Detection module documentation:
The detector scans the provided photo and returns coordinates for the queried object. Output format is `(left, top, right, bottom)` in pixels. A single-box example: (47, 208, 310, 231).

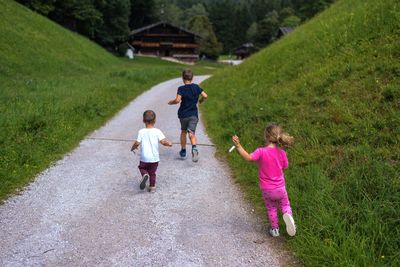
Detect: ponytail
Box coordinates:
(265, 124, 294, 148)
(278, 132, 294, 147)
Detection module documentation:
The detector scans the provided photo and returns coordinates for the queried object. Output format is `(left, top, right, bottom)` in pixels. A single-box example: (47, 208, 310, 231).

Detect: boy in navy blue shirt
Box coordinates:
(168, 69, 208, 162)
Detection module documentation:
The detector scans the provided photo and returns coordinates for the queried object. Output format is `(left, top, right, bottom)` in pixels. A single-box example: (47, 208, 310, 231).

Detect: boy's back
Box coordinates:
(137, 128, 165, 163)
(177, 83, 203, 119)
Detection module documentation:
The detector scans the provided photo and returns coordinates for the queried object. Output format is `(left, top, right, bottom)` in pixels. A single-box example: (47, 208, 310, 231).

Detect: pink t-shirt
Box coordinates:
(250, 147, 288, 190)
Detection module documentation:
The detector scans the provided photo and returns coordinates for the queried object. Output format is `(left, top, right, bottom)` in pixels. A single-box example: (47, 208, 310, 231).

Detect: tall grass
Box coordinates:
(202, 0, 400, 265)
(0, 0, 223, 200)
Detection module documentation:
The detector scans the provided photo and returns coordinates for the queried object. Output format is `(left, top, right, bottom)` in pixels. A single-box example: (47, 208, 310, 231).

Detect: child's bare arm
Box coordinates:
(168, 94, 182, 105)
(160, 138, 173, 147)
(199, 91, 208, 104)
(131, 140, 140, 151)
(232, 135, 253, 161)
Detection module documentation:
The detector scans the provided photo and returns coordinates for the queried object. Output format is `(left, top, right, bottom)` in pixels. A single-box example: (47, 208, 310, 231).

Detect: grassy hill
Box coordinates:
(201, 0, 399, 265)
(0, 0, 222, 200)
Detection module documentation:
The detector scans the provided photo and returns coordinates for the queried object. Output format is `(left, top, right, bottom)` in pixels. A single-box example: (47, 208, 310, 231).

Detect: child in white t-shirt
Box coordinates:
(131, 110, 172, 192)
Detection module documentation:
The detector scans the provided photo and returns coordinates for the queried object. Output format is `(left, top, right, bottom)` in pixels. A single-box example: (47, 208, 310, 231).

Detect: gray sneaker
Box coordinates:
(192, 147, 199, 162)
(140, 174, 149, 190)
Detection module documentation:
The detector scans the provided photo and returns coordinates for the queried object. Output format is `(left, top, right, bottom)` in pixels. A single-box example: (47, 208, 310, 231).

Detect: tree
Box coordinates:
(161, 3, 184, 26)
(187, 15, 222, 60)
(16, 0, 55, 15)
(279, 6, 295, 20)
(50, 0, 103, 38)
(246, 22, 258, 44)
(251, 0, 278, 22)
(292, 0, 335, 20)
(129, 0, 157, 29)
(208, 0, 236, 53)
(182, 3, 208, 27)
(255, 10, 280, 47)
(95, 0, 131, 48)
(282, 15, 301, 27)
(233, 4, 253, 47)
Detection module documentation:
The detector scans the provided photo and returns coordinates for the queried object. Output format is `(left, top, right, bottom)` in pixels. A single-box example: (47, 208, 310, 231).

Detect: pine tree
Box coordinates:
(129, 0, 156, 29)
(95, 0, 131, 48)
(255, 10, 280, 47)
(16, 0, 55, 15)
(187, 15, 222, 60)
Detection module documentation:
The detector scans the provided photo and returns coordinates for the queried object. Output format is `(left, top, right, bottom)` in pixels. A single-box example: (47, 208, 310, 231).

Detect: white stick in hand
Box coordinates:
(229, 145, 236, 153)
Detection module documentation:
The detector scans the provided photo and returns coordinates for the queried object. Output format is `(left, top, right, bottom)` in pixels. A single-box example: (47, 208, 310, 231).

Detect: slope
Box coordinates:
(201, 0, 400, 265)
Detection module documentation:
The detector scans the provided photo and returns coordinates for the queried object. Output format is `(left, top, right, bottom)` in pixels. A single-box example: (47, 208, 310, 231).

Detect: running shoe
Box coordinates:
(283, 213, 296, 236)
(140, 173, 149, 190)
(148, 186, 156, 193)
(269, 228, 280, 237)
(179, 149, 186, 159)
(192, 147, 199, 162)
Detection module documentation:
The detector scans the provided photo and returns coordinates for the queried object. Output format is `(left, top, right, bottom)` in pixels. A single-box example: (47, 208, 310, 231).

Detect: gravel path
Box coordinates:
(0, 76, 290, 266)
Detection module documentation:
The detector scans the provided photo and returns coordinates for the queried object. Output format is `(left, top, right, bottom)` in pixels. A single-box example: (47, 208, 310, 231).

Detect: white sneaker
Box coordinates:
(283, 213, 296, 236)
(269, 228, 280, 237)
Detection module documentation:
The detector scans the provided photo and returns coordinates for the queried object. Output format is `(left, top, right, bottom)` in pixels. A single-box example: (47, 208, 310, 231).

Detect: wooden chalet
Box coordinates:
(129, 22, 200, 62)
(233, 43, 256, 59)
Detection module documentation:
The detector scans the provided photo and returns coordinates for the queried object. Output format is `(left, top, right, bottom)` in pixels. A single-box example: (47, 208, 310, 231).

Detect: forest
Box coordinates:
(17, 0, 335, 57)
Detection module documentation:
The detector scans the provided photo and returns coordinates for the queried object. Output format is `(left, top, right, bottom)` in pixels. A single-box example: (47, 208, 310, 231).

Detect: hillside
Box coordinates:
(201, 0, 399, 266)
(0, 0, 220, 200)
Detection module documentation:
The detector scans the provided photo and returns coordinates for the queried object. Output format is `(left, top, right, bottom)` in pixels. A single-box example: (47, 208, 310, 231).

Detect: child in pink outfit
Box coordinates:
(232, 124, 296, 237)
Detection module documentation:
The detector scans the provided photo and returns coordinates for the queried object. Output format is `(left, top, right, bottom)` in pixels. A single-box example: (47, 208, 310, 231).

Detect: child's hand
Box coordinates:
(131, 141, 140, 152)
(232, 135, 240, 146)
(161, 139, 173, 147)
(165, 140, 173, 147)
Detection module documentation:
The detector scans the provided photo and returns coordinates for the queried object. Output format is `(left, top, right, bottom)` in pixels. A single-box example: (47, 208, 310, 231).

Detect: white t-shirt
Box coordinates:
(137, 128, 166, 163)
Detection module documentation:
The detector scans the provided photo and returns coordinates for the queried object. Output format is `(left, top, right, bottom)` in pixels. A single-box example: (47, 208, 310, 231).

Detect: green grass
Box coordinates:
(201, 0, 400, 266)
(0, 0, 224, 201)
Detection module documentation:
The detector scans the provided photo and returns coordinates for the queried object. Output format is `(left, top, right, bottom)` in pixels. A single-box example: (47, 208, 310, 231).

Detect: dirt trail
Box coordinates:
(0, 76, 290, 266)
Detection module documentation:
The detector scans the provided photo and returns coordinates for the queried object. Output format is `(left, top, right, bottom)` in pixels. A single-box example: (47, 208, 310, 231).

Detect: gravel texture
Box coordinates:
(0, 76, 291, 266)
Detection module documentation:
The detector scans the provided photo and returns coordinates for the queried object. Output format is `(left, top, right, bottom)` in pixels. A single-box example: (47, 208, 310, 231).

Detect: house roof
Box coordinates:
(130, 22, 201, 38)
(233, 43, 255, 52)
(278, 27, 294, 35)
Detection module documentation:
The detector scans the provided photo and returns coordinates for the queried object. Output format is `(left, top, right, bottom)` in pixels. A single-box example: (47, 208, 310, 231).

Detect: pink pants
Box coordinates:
(261, 186, 292, 229)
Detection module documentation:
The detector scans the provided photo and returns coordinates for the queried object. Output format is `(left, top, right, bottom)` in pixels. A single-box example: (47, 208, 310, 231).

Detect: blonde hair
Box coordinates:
(265, 123, 294, 148)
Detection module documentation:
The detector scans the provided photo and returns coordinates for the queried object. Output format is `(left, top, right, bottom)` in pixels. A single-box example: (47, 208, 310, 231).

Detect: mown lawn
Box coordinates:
(201, 0, 400, 266)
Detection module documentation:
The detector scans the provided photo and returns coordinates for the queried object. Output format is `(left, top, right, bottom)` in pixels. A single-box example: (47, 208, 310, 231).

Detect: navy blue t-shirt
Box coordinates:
(177, 83, 203, 119)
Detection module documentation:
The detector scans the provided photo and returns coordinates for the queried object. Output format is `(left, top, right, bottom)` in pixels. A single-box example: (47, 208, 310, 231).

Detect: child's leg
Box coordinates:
(261, 190, 279, 229)
(277, 186, 292, 215)
(179, 117, 189, 150)
(277, 186, 296, 236)
(180, 130, 187, 149)
(147, 162, 159, 187)
(138, 161, 148, 177)
(187, 117, 199, 146)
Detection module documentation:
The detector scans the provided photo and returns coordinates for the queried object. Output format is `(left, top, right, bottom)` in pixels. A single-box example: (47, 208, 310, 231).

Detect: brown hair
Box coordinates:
(182, 69, 193, 81)
(265, 123, 294, 148)
(143, 110, 156, 124)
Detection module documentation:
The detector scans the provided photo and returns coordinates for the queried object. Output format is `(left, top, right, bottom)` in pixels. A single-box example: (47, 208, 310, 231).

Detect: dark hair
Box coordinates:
(182, 69, 193, 81)
(143, 110, 156, 124)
